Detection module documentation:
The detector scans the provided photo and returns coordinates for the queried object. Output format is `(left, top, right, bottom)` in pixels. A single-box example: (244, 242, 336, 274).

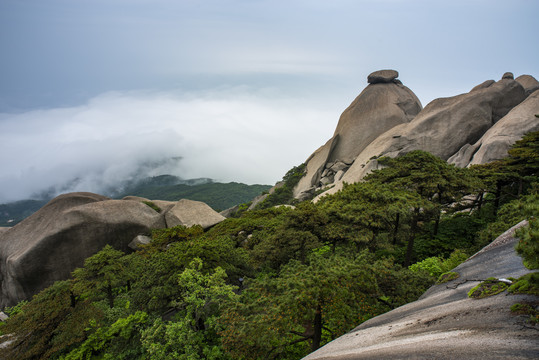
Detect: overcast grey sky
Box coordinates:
(1, 0, 538, 202)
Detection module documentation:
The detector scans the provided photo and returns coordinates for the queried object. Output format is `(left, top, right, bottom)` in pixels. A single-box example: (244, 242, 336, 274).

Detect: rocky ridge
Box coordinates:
(292, 70, 539, 201)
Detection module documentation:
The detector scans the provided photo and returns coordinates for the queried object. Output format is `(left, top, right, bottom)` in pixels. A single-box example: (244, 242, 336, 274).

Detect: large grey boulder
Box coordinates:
(304, 221, 538, 359)
(294, 70, 422, 198)
(516, 74, 539, 96)
(0, 192, 166, 308)
(449, 88, 539, 167)
(164, 199, 226, 229)
(328, 75, 422, 164)
(317, 76, 527, 199)
(367, 69, 399, 84)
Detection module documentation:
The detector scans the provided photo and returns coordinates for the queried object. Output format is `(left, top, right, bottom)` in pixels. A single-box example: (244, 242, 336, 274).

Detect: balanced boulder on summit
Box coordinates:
(291, 70, 537, 200)
(293, 69, 422, 200)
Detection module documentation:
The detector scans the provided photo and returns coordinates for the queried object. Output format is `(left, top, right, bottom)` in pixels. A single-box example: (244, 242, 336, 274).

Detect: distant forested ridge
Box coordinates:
(115, 175, 271, 211)
(0, 176, 271, 226)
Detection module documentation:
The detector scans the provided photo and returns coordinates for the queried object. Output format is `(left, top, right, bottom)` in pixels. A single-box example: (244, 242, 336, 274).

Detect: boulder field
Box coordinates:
(303, 221, 538, 359)
(292, 70, 539, 201)
(0, 192, 225, 308)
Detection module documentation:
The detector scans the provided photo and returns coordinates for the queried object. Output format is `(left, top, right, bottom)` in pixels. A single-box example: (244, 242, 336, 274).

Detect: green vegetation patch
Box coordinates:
(510, 302, 539, 324)
(409, 250, 468, 278)
(121, 178, 272, 212)
(437, 271, 459, 284)
(508, 272, 539, 296)
(515, 218, 539, 270)
(255, 163, 306, 209)
(142, 201, 161, 213)
(468, 277, 509, 299)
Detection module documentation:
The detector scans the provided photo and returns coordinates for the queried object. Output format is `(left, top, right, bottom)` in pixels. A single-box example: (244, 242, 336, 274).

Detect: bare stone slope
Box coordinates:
(303, 221, 538, 360)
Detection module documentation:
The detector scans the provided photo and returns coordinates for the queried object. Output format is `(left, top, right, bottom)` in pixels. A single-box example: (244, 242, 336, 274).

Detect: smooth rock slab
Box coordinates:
(165, 199, 225, 229)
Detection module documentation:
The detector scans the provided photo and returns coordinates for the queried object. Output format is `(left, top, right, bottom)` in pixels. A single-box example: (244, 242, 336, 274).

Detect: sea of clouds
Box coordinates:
(0, 87, 340, 203)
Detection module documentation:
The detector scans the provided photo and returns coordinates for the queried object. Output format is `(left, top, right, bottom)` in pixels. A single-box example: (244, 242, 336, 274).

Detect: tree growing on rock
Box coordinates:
(365, 150, 481, 265)
(72, 245, 130, 308)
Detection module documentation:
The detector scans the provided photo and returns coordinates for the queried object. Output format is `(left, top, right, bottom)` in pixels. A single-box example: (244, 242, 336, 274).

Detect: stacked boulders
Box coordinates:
(291, 70, 538, 200)
(293, 69, 422, 201)
(449, 89, 539, 167)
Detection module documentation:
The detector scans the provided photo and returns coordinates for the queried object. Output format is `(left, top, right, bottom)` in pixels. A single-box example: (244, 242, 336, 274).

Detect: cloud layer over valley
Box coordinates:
(0, 88, 340, 203)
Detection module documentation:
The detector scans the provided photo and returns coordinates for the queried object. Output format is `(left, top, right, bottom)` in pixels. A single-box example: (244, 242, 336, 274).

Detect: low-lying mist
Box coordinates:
(0, 87, 338, 203)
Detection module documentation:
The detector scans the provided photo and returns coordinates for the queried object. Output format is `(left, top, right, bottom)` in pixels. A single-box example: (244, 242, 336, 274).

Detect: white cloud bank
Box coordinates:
(0, 87, 340, 203)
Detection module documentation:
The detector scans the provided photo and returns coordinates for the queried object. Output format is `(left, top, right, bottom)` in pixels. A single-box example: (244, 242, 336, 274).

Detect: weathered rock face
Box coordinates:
(165, 199, 226, 229)
(516, 74, 539, 96)
(367, 69, 399, 84)
(307, 74, 532, 199)
(0, 192, 226, 307)
(0, 192, 166, 307)
(304, 221, 538, 359)
(449, 89, 539, 167)
(293, 137, 339, 200)
(329, 77, 422, 164)
(293, 70, 422, 199)
(502, 71, 514, 80)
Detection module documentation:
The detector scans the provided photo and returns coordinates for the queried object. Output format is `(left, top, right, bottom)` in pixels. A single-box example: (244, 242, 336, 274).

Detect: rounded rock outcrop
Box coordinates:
(502, 71, 514, 80)
(316, 76, 527, 199)
(515, 74, 539, 96)
(449, 88, 539, 167)
(164, 198, 226, 229)
(0, 192, 166, 307)
(294, 70, 422, 198)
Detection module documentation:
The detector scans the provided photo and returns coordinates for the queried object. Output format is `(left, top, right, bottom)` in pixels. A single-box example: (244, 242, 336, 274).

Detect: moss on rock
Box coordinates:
(468, 278, 509, 299)
(510, 301, 539, 324)
(437, 271, 459, 284)
(508, 272, 539, 296)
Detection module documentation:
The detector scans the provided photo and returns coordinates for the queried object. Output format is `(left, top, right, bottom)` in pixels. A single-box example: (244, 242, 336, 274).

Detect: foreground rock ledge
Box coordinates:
(303, 220, 538, 360)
